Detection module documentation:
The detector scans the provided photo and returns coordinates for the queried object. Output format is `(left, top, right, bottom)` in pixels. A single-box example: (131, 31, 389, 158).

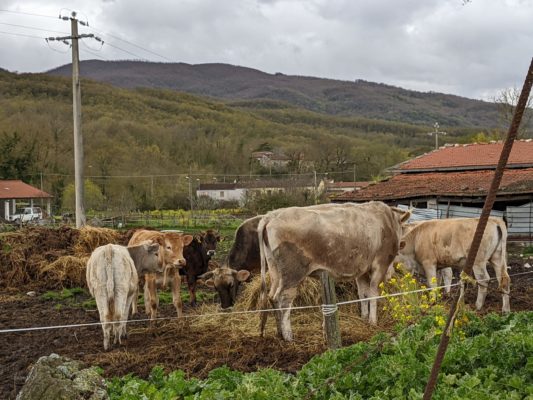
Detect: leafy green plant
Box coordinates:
(106, 312, 533, 400)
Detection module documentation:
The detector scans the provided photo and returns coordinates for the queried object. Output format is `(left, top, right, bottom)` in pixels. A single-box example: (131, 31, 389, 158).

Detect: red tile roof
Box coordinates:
(394, 140, 533, 172)
(0, 180, 53, 199)
(333, 168, 533, 202)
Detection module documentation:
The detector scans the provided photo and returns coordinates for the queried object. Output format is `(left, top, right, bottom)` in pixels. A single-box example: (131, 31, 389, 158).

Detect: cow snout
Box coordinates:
(177, 258, 187, 267)
(207, 250, 216, 257)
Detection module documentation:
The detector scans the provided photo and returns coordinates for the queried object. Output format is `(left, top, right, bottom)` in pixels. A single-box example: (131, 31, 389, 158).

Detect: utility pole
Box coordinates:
(353, 163, 357, 192)
(428, 122, 447, 150)
(47, 11, 102, 228)
(314, 170, 318, 204)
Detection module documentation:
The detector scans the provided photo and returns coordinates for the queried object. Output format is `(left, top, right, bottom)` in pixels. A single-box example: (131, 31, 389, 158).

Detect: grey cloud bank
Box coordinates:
(0, 0, 532, 100)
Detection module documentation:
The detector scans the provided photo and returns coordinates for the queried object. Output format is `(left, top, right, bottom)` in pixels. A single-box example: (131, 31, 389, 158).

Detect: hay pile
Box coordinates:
(0, 226, 129, 289)
(234, 274, 361, 311)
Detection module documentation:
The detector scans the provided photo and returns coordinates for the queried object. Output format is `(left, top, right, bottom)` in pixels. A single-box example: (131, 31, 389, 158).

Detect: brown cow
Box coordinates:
(398, 217, 510, 312)
(86, 243, 161, 350)
(128, 230, 193, 320)
(200, 216, 262, 308)
(181, 229, 222, 306)
(258, 201, 410, 341)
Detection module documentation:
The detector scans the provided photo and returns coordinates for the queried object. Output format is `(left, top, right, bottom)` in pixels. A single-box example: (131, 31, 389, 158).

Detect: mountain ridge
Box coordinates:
(46, 60, 500, 128)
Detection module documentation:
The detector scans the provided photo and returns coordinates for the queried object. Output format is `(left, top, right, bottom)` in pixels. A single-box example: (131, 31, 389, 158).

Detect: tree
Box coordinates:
(62, 179, 105, 212)
(493, 87, 533, 138)
(0, 131, 36, 179)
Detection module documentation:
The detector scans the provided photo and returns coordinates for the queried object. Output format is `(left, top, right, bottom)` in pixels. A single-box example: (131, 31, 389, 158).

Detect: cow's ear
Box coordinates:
(182, 234, 193, 246)
(193, 234, 202, 243)
(203, 278, 215, 288)
(198, 270, 214, 280)
(155, 236, 165, 246)
(400, 211, 411, 223)
(235, 269, 250, 282)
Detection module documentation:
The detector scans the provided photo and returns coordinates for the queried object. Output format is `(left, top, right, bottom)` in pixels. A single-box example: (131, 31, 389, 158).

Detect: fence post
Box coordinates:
(318, 270, 342, 349)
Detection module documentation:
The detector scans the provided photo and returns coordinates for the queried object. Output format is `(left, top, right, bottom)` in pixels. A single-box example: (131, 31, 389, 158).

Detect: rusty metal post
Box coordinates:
(423, 57, 533, 400)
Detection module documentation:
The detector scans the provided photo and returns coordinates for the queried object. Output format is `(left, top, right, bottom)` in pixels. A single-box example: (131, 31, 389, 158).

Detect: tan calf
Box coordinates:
(128, 230, 193, 320)
(398, 217, 510, 312)
(86, 243, 161, 350)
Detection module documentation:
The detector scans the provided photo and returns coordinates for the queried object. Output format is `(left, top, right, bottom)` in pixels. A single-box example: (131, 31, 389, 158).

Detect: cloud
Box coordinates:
(0, 0, 532, 100)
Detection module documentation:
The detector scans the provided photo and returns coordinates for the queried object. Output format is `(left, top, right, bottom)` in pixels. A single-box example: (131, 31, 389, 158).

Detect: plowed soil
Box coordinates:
(1, 245, 532, 399)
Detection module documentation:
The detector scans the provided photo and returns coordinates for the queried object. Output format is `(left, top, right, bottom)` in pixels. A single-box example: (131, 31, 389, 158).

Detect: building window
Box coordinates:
(220, 191, 224, 198)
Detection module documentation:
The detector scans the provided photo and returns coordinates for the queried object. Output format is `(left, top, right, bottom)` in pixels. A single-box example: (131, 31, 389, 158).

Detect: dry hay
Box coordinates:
(39, 255, 89, 288)
(72, 226, 122, 256)
(1, 227, 79, 287)
(0, 225, 123, 289)
(98, 300, 393, 378)
(235, 274, 322, 311)
(235, 274, 361, 312)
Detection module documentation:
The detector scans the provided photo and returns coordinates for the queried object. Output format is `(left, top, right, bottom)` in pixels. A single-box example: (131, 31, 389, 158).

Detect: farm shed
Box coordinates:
(0, 180, 53, 221)
(332, 140, 533, 241)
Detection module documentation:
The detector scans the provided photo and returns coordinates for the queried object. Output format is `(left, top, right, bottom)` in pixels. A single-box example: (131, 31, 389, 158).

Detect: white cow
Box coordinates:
(86, 243, 161, 350)
(258, 201, 410, 341)
(398, 217, 510, 312)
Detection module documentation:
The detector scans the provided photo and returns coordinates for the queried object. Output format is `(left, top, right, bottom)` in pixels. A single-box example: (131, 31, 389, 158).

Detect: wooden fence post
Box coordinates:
(319, 270, 342, 349)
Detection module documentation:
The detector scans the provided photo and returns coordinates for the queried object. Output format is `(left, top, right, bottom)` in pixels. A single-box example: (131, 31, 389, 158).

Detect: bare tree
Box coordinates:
(493, 87, 533, 138)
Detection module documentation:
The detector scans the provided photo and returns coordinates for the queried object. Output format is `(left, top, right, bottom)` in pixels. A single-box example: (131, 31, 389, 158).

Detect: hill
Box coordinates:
(47, 60, 501, 128)
(0, 69, 483, 212)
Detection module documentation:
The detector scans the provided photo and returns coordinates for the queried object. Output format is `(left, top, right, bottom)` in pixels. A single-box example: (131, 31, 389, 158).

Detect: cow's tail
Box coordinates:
(258, 216, 269, 337)
(105, 245, 115, 321)
(495, 220, 510, 291)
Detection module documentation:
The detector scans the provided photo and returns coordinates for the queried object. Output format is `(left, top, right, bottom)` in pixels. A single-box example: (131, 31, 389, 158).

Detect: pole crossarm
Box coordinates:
(46, 33, 94, 41)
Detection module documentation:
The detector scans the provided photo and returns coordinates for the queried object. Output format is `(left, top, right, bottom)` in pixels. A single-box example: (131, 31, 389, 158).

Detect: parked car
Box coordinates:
(8, 207, 43, 223)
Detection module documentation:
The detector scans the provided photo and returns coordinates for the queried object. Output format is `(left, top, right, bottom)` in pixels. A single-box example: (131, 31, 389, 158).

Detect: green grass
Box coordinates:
(41, 287, 85, 301)
(522, 246, 533, 256)
(41, 287, 216, 311)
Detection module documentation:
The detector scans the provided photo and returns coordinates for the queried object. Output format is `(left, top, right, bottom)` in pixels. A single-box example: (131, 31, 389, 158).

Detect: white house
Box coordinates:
(196, 183, 246, 204)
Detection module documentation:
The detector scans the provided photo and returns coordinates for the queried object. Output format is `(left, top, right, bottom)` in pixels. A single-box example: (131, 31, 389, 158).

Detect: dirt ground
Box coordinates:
(1, 249, 532, 399)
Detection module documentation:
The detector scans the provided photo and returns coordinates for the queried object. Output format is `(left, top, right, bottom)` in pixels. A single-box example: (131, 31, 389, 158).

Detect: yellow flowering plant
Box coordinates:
(380, 263, 447, 331)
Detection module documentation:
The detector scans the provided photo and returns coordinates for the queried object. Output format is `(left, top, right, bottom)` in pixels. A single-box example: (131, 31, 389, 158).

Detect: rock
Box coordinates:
(524, 263, 532, 269)
(16, 353, 108, 400)
(26, 291, 37, 297)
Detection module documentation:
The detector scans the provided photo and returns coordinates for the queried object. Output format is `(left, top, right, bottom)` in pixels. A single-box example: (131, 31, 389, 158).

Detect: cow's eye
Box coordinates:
(166, 246, 171, 250)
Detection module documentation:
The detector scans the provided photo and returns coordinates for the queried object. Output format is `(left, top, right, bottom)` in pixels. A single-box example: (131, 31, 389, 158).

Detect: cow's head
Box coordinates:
(199, 267, 250, 309)
(138, 243, 163, 274)
(200, 229, 223, 258)
(162, 232, 193, 268)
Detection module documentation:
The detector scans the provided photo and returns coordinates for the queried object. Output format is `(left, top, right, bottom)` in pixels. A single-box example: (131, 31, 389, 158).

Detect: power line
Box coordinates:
(87, 25, 173, 62)
(0, 30, 44, 39)
(80, 42, 107, 60)
(29, 170, 357, 179)
(0, 9, 57, 19)
(103, 41, 149, 61)
(0, 21, 69, 35)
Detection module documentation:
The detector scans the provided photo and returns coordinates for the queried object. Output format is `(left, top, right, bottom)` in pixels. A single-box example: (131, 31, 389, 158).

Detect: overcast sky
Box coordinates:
(0, 0, 532, 100)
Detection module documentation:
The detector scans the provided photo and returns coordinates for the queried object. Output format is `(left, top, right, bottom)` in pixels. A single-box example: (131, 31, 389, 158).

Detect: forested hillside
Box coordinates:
(48, 60, 502, 127)
(0, 69, 484, 212)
